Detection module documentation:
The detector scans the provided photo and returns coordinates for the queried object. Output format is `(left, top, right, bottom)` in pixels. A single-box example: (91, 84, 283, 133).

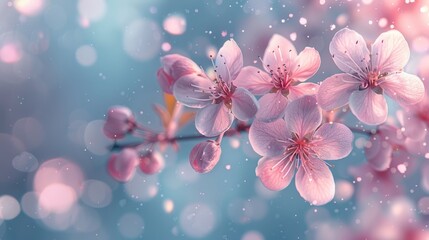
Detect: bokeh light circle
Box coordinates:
(0, 195, 21, 220)
(179, 203, 216, 238)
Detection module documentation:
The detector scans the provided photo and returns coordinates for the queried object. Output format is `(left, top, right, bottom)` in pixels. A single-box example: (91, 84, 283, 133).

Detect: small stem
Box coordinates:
(348, 127, 373, 136)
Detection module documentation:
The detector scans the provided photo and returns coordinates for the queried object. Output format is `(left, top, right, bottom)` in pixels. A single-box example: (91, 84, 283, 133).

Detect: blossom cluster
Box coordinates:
(103, 28, 426, 205)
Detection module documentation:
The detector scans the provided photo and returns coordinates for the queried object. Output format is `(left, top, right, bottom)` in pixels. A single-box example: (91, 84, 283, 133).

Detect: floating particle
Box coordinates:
(330, 24, 336, 31)
(378, 18, 388, 28)
(421, 6, 429, 13)
(334, 180, 354, 201)
(320, 0, 325, 5)
(397, 164, 407, 174)
(290, 32, 297, 41)
(161, 42, 171, 52)
(299, 17, 307, 25)
(163, 14, 187, 35)
(75, 45, 97, 67)
(221, 31, 227, 37)
(225, 165, 231, 170)
(163, 199, 174, 213)
(0, 43, 22, 63)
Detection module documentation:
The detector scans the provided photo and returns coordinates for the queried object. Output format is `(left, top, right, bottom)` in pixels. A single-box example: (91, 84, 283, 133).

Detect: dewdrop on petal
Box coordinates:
(103, 106, 136, 139)
(189, 140, 222, 173)
(107, 148, 139, 182)
(139, 151, 165, 175)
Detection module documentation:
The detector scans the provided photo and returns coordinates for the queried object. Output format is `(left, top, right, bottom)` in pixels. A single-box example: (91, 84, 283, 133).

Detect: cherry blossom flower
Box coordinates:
(173, 39, 259, 137)
(157, 54, 202, 94)
(235, 34, 321, 122)
(317, 28, 424, 125)
(249, 95, 353, 205)
(189, 140, 222, 173)
(365, 124, 408, 171)
(103, 106, 136, 139)
(107, 148, 139, 182)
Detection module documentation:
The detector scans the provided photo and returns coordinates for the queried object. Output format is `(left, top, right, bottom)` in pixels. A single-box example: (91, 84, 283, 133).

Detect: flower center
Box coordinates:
(359, 71, 388, 94)
(212, 80, 235, 108)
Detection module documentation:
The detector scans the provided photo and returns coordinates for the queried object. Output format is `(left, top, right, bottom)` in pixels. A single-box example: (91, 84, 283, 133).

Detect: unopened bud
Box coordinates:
(103, 106, 135, 139)
(107, 148, 139, 182)
(139, 151, 165, 175)
(189, 140, 222, 173)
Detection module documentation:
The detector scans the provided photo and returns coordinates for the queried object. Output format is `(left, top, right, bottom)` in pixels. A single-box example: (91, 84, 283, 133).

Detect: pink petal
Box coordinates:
(161, 54, 200, 80)
(231, 87, 259, 121)
(234, 66, 273, 95)
(317, 73, 360, 110)
(157, 68, 174, 94)
(290, 47, 321, 82)
(381, 73, 424, 106)
(189, 140, 222, 173)
(288, 82, 319, 101)
(329, 28, 370, 75)
(365, 137, 393, 171)
(284, 95, 322, 137)
(402, 112, 426, 140)
(295, 158, 335, 205)
(262, 34, 297, 73)
(195, 103, 234, 137)
(139, 152, 165, 175)
(173, 74, 213, 108)
(215, 39, 243, 82)
(371, 30, 410, 73)
(103, 106, 135, 139)
(312, 123, 353, 160)
(255, 92, 288, 122)
(256, 156, 295, 191)
(249, 119, 289, 157)
(107, 149, 139, 182)
(349, 89, 388, 125)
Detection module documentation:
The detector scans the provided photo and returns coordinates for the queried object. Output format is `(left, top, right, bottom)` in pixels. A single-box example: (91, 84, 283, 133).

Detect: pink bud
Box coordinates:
(157, 54, 201, 93)
(103, 106, 135, 139)
(107, 148, 139, 182)
(189, 140, 222, 173)
(139, 151, 165, 175)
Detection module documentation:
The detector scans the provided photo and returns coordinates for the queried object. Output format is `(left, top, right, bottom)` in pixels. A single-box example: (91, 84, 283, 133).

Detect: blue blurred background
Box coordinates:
(1, 0, 429, 239)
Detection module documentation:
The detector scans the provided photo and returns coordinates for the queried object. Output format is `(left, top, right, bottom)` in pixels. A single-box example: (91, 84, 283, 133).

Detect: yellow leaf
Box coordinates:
(164, 93, 176, 116)
(178, 112, 196, 129)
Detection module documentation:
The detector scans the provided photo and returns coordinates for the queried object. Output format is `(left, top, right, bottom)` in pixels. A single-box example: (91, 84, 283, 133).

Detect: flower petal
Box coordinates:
(380, 72, 424, 106)
(231, 87, 259, 121)
(234, 66, 273, 95)
(290, 47, 321, 81)
(371, 30, 410, 73)
(312, 123, 353, 160)
(284, 95, 322, 137)
(161, 54, 201, 80)
(402, 112, 426, 140)
(255, 92, 288, 122)
(329, 28, 370, 75)
(262, 34, 297, 73)
(365, 137, 393, 171)
(295, 158, 335, 205)
(317, 73, 360, 110)
(256, 156, 295, 191)
(195, 103, 234, 137)
(288, 82, 320, 101)
(215, 39, 243, 82)
(173, 74, 213, 108)
(349, 89, 388, 125)
(249, 119, 289, 157)
(157, 68, 174, 94)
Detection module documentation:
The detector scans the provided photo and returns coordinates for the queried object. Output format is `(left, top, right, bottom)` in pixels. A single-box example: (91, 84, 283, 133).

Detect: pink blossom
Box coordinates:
(103, 106, 136, 139)
(317, 28, 425, 125)
(157, 54, 202, 94)
(249, 95, 353, 205)
(107, 148, 139, 182)
(173, 39, 259, 137)
(189, 140, 221, 173)
(235, 34, 321, 122)
(365, 124, 407, 171)
(139, 151, 165, 175)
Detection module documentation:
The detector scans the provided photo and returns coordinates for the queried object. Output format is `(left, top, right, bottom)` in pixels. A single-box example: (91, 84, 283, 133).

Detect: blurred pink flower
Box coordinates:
(103, 106, 136, 139)
(157, 54, 202, 94)
(400, 82, 429, 140)
(173, 39, 259, 137)
(139, 151, 165, 175)
(107, 148, 139, 182)
(365, 124, 407, 171)
(317, 28, 425, 125)
(249, 96, 353, 205)
(189, 140, 221, 173)
(235, 34, 320, 122)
